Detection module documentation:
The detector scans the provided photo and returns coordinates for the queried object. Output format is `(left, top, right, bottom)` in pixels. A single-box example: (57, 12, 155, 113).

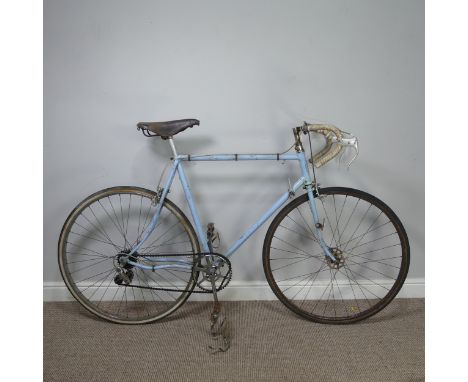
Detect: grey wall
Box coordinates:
(44, 0, 424, 288)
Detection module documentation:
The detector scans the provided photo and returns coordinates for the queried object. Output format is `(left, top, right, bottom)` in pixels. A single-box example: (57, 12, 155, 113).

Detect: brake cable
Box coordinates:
(307, 131, 319, 195)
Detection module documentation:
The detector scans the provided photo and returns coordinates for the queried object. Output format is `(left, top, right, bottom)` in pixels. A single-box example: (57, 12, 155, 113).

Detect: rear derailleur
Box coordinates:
(113, 250, 136, 285)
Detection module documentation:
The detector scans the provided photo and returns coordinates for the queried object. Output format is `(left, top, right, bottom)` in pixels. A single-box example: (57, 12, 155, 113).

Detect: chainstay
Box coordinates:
(120, 284, 216, 294)
(124, 252, 232, 294)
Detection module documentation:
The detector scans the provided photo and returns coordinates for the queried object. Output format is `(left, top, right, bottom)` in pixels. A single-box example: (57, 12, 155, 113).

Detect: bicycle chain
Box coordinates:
(122, 252, 232, 294)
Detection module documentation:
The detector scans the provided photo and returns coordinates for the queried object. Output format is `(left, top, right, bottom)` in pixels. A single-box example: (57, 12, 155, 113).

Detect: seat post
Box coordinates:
(168, 137, 178, 157)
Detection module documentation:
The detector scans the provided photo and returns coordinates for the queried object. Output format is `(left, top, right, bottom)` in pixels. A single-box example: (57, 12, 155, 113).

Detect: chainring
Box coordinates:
(195, 253, 232, 292)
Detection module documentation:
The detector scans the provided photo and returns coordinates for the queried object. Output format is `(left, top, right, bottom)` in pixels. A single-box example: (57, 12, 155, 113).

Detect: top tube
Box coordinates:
(176, 153, 300, 161)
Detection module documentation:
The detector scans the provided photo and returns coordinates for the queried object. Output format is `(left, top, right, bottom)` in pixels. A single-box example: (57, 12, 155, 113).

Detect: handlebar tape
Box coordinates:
(306, 124, 343, 168)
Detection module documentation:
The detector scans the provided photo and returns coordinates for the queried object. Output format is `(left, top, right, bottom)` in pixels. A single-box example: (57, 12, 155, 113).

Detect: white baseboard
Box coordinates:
(43, 278, 424, 302)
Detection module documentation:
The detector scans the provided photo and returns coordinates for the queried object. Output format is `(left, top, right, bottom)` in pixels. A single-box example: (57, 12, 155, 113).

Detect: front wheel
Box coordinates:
(262, 187, 410, 324)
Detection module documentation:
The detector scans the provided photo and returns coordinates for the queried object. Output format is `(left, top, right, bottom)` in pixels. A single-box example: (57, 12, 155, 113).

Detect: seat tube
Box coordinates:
(177, 161, 210, 252)
(298, 151, 335, 260)
(168, 136, 208, 250)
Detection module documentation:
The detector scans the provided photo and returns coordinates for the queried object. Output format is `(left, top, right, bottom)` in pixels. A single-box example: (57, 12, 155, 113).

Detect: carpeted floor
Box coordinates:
(44, 299, 424, 382)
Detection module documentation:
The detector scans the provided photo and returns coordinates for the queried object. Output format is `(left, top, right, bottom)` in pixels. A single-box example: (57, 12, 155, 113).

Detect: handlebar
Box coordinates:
(302, 123, 359, 168)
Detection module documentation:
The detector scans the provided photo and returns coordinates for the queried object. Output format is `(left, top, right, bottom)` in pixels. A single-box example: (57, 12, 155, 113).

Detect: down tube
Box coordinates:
(224, 177, 306, 257)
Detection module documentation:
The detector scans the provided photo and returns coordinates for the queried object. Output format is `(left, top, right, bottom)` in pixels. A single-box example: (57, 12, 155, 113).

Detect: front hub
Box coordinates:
(326, 248, 345, 269)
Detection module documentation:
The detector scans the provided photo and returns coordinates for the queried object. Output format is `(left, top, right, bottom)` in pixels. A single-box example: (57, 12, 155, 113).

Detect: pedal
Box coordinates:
(208, 301, 230, 353)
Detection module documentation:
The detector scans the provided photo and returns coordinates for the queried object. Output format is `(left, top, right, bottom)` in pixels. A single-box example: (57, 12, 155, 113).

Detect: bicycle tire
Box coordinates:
(262, 187, 410, 324)
(58, 186, 200, 324)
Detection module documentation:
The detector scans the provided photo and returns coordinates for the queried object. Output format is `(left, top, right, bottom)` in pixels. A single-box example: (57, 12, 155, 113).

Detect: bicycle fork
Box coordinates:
(304, 184, 337, 261)
(298, 150, 337, 263)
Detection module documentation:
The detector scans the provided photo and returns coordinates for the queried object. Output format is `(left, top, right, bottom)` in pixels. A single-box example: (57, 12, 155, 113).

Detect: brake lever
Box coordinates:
(331, 131, 359, 168)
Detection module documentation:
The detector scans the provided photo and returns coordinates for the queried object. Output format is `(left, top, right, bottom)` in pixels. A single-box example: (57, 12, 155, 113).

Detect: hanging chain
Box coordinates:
(121, 252, 232, 294)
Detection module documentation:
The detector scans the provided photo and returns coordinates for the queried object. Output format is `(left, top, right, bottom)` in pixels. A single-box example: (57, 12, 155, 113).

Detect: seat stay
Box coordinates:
(128, 159, 181, 255)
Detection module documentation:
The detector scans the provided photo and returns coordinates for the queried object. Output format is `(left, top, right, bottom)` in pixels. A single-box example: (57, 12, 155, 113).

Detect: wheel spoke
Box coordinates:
(351, 243, 401, 257)
(87, 205, 121, 250)
(279, 223, 317, 242)
(345, 211, 383, 250)
(346, 253, 402, 269)
(76, 213, 120, 251)
(69, 230, 117, 247)
(274, 266, 330, 284)
(271, 253, 322, 272)
(69, 257, 110, 275)
(270, 247, 315, 259)
(337, 198, 360, 245)
(343, 266, 390, 292)
(311, 278, 333, 314)
(273, 235, 323, 258)
(299, 262, 327, 307)
(295, 207, 318, 242)
(337, 220, 391, 249)
(345, 257, 396, 280)
(98, 199, 127, 248)
(342, 203, 372, 251)
(347, 231, 398, 251)
(333, 195, 347, 245)
(139, 220, 182, 251)
(319, 198, 339, 247)
(80, 269, 115, 294)
(66, 242, 111, 258)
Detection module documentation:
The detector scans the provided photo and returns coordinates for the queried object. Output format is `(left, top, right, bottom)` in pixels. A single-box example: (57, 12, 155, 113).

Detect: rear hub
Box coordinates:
(116, 249, 138, 269)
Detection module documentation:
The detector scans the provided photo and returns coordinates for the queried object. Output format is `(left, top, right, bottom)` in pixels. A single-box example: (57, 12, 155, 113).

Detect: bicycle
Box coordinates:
(58, 119, 410, 333)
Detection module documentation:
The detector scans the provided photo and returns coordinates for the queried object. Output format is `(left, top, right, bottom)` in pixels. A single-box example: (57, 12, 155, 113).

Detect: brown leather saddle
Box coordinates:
(137, 119, 199, 139)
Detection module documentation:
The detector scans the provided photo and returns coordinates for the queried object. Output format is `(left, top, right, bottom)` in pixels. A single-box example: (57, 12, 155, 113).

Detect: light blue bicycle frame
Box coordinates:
(127, 138, 335, 271)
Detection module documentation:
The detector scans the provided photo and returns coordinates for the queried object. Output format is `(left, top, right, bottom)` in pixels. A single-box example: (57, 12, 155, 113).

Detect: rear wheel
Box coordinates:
(58, 186, 200, 324)
(262, 187, 410, 324)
